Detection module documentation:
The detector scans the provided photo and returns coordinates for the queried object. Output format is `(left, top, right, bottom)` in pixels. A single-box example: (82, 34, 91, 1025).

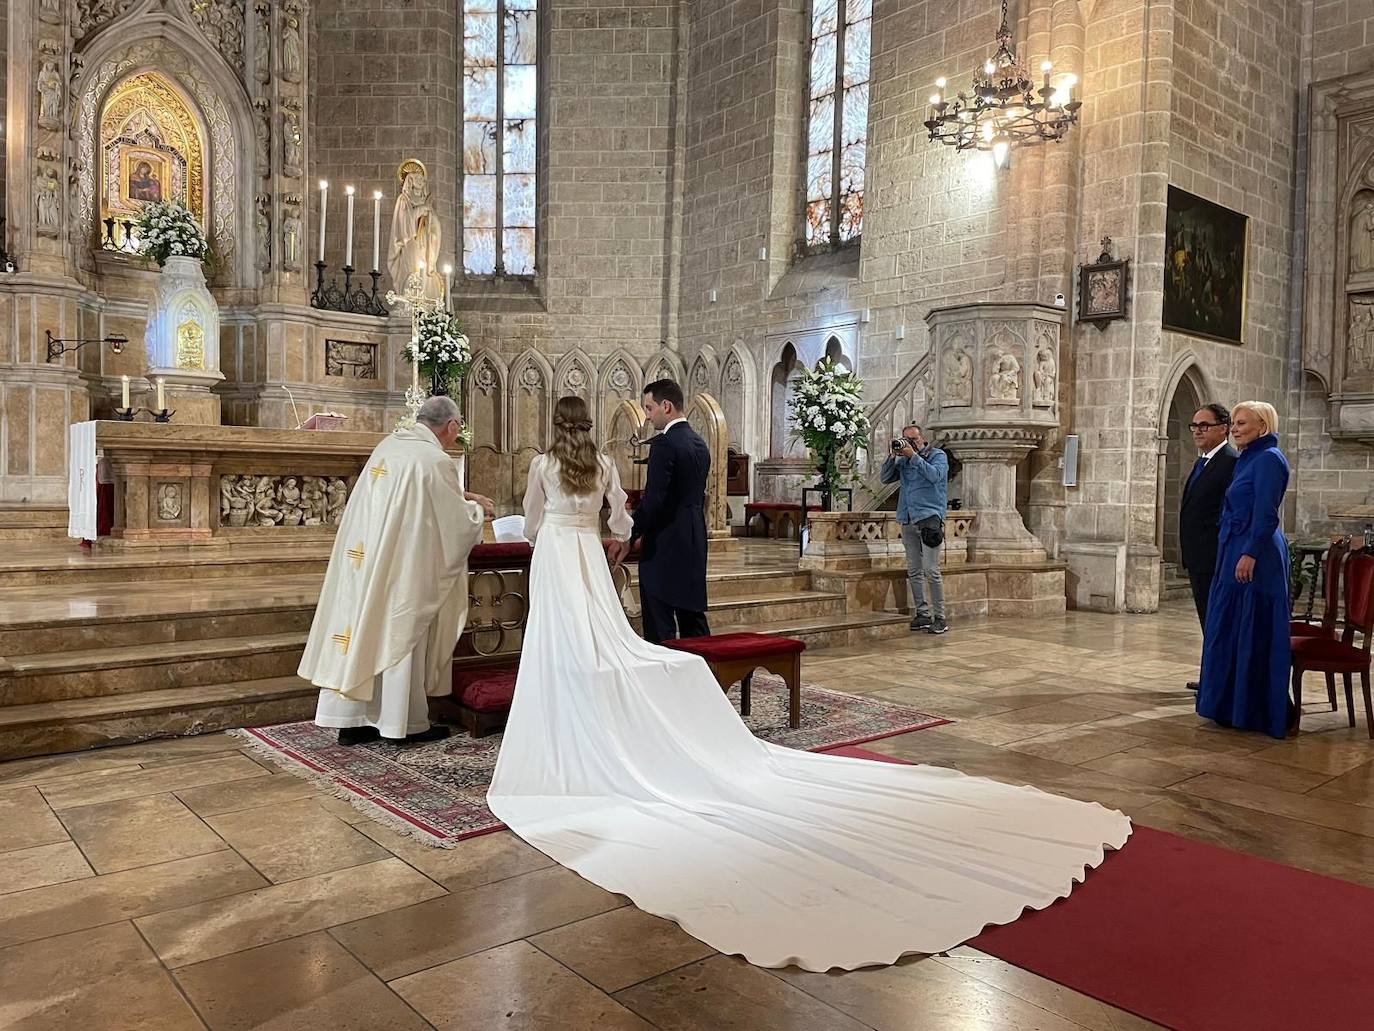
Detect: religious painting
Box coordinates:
(1163, 186, 1247, 345)
(123, 152, 168, 205)
(1077, 237, 1130, 327)
(176, 320, 205, 370)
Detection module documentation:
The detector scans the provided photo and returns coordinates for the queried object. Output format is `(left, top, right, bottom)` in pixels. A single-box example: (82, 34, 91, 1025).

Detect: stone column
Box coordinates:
(925, 302, 1063, 565)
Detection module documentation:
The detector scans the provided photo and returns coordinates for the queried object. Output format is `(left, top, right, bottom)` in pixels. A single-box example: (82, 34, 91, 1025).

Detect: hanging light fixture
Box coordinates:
(924, 0, 1081, 166)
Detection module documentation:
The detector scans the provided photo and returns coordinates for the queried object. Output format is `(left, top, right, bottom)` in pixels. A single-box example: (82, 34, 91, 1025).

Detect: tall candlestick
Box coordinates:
(344, 185, 355, 267)
(442, 263, 453, 310)
(411, 334, 420, 394)
(156, 377, 166, 411)
(121, 375, 130, 409)
(372, 191, 383, 271)
(318, 180, 329, 262)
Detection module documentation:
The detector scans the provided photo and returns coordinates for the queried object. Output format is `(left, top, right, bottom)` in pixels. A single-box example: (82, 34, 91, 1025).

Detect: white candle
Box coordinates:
(443, 263, 453, 309)
(156, 377, 166, 411)
(121, 375, 130, 409)
(344, 185, 355, 268)
(372, 191, 383, 271)
(318, 180, 329, 262)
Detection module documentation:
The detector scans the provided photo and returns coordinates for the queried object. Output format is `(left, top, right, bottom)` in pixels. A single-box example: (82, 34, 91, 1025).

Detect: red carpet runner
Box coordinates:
(826, 746, 1373, 1031)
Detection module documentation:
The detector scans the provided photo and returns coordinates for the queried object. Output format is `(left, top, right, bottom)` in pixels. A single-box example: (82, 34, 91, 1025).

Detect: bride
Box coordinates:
(487, 396, 1131, 972)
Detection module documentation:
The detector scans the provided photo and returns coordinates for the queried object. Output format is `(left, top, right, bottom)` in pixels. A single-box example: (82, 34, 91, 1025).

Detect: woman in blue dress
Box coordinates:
(1196, 400, 1293, 739)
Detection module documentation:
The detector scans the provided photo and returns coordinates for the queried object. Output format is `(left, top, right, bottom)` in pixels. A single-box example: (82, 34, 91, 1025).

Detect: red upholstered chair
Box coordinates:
(1291, 537, 1353, 711)
(665, 632, 806, 728)
(444, 663, 519, 737)
(1291, 550, 1374, 737)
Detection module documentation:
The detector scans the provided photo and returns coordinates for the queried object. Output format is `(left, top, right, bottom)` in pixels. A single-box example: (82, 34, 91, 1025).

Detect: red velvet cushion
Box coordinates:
(1292, 635, 1372, 673)
(453, 666, 518, 712)
(469, 542, 532, 570)
(665, 632, 805, 661)
(1290, 622, 1331, 639)
(744, 502, 803, 513)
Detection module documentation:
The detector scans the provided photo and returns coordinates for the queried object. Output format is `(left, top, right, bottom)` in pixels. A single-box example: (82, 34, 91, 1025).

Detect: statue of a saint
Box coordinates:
(281, 12, 304, 83)
(388, 159, 444, 299)
(37, 62, 62, 128)
(1352, 202, 1374, 275)
(36, 170, 61, 235)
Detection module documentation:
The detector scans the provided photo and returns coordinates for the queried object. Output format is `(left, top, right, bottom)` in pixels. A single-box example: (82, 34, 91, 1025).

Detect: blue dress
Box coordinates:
(1196, 433, 1292, 739)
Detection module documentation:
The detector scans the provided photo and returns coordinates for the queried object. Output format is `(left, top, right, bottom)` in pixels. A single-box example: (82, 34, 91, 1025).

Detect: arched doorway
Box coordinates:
(1157, 360, 1208, 579)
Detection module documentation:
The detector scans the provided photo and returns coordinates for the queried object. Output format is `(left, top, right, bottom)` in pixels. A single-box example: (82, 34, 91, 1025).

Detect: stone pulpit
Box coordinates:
(925, 302, 1062, 564)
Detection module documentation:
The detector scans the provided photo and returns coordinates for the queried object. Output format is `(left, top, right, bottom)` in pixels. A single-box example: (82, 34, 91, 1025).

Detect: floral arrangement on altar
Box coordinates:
(787, 357, 870, 501)
(406, 308, 472, 397)
(135, 200, 209, 266)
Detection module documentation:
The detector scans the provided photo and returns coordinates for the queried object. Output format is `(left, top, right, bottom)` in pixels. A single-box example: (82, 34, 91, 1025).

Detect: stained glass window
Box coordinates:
(463, 0, 537, 276)
(805, 0, 870, 251)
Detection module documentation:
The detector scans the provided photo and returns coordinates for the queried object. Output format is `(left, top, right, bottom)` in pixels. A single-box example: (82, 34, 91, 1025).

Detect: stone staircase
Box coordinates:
(0, 540, 906, 759)
(1160, 562, 1191, 602)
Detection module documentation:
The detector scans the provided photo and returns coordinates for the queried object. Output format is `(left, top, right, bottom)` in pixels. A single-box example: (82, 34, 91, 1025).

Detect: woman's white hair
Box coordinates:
(1232, 400, 1279, 436)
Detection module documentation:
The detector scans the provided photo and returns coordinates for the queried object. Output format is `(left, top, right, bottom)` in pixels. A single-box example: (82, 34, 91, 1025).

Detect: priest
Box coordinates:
(301, 396, 492, 745)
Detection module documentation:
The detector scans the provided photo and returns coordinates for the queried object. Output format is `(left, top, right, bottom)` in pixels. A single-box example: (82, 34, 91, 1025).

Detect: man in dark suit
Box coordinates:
(607, 379, 711, 643)
(1179, 402, 1239, 691)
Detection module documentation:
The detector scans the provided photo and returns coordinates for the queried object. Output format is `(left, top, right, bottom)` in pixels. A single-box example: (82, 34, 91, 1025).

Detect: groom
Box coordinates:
(609, 379, 711, 643)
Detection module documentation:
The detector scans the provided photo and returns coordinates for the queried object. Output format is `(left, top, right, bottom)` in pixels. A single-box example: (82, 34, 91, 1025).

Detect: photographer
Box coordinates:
(879, 425, 949, 634)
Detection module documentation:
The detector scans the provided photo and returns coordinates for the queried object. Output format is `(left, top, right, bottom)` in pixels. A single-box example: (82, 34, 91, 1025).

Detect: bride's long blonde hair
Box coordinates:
(549, 396, 601, 496)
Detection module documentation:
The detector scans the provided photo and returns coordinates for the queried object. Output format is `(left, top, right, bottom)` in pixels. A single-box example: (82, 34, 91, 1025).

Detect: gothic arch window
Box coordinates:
(821, 335, 851, 372)
(462, 0, 539, 277)
(804, 0, 870, 253)
(97, 71, 209, 252)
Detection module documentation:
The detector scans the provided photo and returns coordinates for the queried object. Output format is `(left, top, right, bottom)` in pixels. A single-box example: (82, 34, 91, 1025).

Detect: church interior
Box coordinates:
(2, 0, 1374, 1027)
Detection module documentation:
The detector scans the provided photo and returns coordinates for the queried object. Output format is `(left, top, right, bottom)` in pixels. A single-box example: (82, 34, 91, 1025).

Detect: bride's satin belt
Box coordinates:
(541, 511, 601, 531)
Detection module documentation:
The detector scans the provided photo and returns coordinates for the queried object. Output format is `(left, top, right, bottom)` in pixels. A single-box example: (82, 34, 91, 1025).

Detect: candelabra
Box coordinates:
(386, 270, 444, 424)
(310, 261, 389, 317)
(111, 407, 174, 422)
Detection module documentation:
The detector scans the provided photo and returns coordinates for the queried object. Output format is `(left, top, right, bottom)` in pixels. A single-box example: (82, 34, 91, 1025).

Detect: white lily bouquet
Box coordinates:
(135, 200, 209, 266)
(787, 357, 870, 498)
(405, 308, 472, 398)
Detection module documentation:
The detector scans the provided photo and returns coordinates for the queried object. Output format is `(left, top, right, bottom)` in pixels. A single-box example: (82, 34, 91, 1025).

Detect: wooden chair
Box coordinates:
(1290, 536, 1352, 711)
(1291, 550, 1374, 737)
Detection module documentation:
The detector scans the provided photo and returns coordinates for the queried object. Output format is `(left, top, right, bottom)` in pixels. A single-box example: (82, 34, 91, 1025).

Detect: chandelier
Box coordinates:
(924, 0, 1081, 168)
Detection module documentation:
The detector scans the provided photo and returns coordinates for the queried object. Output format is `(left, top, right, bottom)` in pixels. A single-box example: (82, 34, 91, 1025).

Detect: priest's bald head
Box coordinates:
(416, 395, 463, 449)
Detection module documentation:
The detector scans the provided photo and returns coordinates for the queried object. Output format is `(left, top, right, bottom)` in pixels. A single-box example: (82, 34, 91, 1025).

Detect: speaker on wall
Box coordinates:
(1062, 434, 1080, 487)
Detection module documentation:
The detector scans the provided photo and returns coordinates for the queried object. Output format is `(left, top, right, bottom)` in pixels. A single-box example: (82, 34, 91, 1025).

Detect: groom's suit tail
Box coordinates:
(631, 422, 711, 644)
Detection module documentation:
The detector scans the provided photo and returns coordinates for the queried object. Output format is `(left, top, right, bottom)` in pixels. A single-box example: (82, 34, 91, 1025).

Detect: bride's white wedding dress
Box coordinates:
(487, 455, 1131, 971)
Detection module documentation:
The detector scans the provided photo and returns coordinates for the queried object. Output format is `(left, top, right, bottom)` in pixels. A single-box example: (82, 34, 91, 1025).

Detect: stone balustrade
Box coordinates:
(801, 510, 976, 572)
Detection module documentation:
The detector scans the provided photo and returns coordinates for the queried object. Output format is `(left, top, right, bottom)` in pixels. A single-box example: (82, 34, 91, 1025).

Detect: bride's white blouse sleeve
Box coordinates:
(604, 457, 633, 541)
(521, 455, 546, 543)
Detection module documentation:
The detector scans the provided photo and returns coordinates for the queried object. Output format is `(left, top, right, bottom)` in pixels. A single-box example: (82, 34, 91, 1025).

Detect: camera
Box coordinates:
(891, 438, 906, 451)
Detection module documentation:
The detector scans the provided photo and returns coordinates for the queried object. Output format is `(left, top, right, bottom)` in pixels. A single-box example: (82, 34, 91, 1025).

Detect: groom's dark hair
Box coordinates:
(644, 379, 685, 412)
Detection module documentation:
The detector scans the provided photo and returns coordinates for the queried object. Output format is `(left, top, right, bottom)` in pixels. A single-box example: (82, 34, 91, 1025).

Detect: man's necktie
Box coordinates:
(1186, 456, 1207, 492)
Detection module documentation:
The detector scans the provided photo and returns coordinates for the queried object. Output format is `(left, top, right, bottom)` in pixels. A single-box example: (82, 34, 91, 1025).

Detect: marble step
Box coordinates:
(0, 633, 307, 706)
(0, 542, 334, 588)
(0, 676, 317, 761)
(0, 576, 322, 653)
(0, 506, 69, 541)
(709, 609, 911, 650)
(703, 589, 846, 625)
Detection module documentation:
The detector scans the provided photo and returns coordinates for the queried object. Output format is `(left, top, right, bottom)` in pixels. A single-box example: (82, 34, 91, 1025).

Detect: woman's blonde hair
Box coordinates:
(549, 396, 602, 495)
(1232, 400, 1280, 437)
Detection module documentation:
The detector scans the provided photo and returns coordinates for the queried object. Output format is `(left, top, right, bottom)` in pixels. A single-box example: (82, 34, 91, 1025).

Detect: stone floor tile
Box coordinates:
(1307, 762, 1374, 808)
(615, 955, 870, 1031)
(0, 842, 94, 895)
(1173, 773, 1374, 839)
(0, 850, 266, 950)
(1080, 753, 1199, 788)
(135, 858, 445, 968)
(0, 753, 144, 788)
(174, 931, 430, 1031)
(58, 793, 227, 873)
(205, 798, 389, 882)
(330, 865, 623, 981)
(530, 905, 716, 992)
(0, 922, 203, 1031)
(391, 940, 653, 1030)
(0, 785, 68, 855)
(174, 772, 319, 817)
(38, 755, 269, 811)
(355, 823, 555, 891)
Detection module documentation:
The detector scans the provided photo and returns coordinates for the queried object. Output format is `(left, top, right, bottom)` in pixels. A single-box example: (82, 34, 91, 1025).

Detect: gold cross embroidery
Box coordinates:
(331, 626, 352, 655)
(369, 460, 388, 481)
(346, 543, 365, 570)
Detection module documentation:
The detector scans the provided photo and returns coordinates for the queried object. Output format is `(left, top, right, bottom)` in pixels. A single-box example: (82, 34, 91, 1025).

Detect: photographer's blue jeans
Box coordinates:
(900, 520, 945, 621)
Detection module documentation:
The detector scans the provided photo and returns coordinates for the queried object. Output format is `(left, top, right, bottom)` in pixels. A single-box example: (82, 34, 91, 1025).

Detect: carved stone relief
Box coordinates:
(986, 351, 1022, 404)
(281, 5, 304, 83)
(75, 0, 137, 41)
(253, 98, 271, 175)
(942, 347, 973, 407)
(254, 193, 272, 271)
(472, 356, 500, 395)
(156, 483, 184, 521)
(1352, 195, 1374, 276)
(281, 196, 302, 271)
(219, 475, 349, 527)
(1349, 298, 1374, 373)
(37, 62, 64, 129)
(39, 0, 63, 24)
(325, 340, 377, 379)
(281, 102, 302, 178)
(189, 0, 247, 73)
(1031, 328, 1057, 407)
(36, 168, 62, 236)
(253, 3, 272, 84)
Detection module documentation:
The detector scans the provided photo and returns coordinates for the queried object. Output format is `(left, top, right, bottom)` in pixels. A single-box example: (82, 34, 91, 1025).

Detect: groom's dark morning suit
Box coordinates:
(1179, 442, 1240, 628)
(630, 420, 712, 643)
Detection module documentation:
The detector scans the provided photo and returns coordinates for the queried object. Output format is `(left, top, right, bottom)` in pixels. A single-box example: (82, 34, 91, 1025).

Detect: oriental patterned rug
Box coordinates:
(235, 674, 948, 847)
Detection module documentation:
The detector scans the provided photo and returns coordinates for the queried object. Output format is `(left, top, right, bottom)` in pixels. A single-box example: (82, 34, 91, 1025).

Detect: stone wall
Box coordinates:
(1, 0, 8, 231)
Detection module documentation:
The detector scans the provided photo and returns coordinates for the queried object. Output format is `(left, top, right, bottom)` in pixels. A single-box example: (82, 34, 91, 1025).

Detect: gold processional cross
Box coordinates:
(385, 268, 443, 425)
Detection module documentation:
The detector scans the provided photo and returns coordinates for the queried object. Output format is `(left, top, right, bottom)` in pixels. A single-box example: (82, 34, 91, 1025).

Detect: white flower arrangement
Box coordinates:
(405, 309, 472, 396)
(134, 200, 209, 267)
(787, 357, 870, 495)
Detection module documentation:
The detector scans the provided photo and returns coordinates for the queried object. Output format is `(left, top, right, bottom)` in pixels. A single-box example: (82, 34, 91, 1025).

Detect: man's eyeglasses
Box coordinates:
(1187, 421, 1227, 431)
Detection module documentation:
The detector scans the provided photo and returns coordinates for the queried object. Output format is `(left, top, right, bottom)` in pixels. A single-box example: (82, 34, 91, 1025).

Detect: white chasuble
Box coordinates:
(299, 423, 484, 704)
